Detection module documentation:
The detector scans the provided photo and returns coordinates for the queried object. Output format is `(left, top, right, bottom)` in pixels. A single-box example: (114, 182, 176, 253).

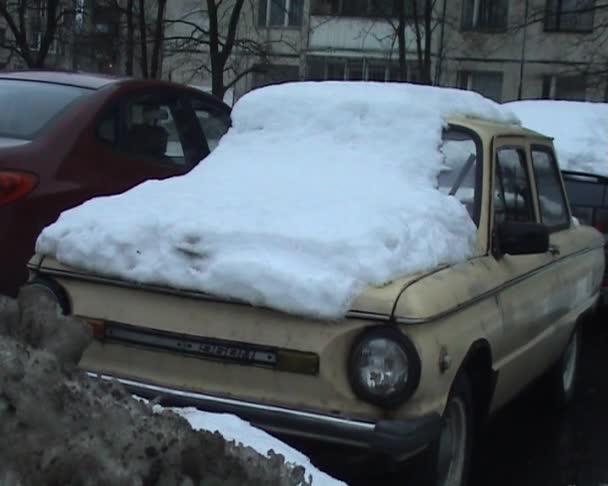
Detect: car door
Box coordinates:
(490, 138, 562, 407)
(90, 89, 209, 195)
(529, 144, 597, 342)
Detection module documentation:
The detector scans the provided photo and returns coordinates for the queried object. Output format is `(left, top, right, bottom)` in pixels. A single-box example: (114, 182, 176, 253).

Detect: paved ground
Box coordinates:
(314, 311, 608, 485)
(471, 311, 608, 486)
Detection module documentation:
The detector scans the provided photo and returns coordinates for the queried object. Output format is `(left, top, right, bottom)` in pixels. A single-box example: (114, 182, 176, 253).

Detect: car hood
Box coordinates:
(0, 137, 30, 149)
(31, 255, 430, 320)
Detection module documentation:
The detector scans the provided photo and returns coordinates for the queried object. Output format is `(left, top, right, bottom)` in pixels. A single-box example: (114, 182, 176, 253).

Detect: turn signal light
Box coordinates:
(0, 170, 38, 206)
(85, 318, 106, 339)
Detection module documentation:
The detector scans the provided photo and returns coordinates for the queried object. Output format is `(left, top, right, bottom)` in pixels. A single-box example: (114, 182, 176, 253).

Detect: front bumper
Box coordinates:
(90, 373, 441, 460)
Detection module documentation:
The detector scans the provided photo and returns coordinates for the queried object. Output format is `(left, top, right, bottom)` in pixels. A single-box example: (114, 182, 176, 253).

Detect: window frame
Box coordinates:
(442, 124, 484, 227)
(461, 0, 509, 32)
(544, 0, 595, 33)
(493, 144, 538, 225)
(94, 88, 209, 169)
(259, 0, 304, 27)
(530, 144, 572, 232)
(458, 70, 504, 102)
(310, 0, 426, 18)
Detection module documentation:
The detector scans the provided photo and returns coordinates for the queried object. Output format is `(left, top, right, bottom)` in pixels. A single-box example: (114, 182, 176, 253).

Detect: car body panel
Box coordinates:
(29, 114, 605, 455)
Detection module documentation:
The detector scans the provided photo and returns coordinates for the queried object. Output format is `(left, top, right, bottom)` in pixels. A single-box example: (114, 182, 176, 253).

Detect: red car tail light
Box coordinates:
(0, 170, 38, 206)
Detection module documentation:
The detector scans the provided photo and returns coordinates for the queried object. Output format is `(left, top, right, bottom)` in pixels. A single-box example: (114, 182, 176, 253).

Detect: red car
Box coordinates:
(0, 71, 231, 297)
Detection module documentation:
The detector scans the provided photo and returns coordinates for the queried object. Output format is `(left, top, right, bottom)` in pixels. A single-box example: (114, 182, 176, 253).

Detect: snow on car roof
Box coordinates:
(505, 100, 608, 177)
(37, 82, 519, 319)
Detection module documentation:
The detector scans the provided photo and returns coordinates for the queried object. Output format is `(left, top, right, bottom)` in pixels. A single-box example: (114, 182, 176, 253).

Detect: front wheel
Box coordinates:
(436, 373, 474, 486)
(546, 326, 581, 408)
(408, 372, 474, 486)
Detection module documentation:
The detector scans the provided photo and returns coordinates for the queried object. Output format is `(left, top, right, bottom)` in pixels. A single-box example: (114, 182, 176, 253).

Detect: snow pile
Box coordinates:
(38, 82, 519, 319)
(506, 100, 608, 177)
(0, 289, 341, 486)
(170, 408, 345, 486)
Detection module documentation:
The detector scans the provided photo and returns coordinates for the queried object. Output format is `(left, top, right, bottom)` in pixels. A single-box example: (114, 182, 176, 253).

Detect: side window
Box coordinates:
(190, 96, 230, 152)
(494, 147, 535, 224)
(97, 107, 118, 144)
(97, 94, 191, 166)
(123, 97, 187, 165)
(531, 147, 570, 229)
(438, 129, 480, 224)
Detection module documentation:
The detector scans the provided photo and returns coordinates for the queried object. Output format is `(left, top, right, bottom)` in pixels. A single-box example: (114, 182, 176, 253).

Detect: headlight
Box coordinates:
(348, 327, 421, 408)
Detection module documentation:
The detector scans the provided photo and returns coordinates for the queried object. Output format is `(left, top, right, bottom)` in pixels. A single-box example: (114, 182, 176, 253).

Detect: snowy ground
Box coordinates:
(506, 100, 608, 177)
(37, 82, 518, 319)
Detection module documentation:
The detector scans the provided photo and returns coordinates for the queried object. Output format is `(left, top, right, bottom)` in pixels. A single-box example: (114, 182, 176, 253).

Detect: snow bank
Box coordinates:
(37, 82, 519, 319)
(169, 407, 344, 486)
(506, 100, 608, 177)
(1, 290, 316, 486)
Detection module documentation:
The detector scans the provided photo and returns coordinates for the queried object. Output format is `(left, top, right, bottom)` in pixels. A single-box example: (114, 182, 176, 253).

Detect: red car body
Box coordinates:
(0, 71, 231, 296)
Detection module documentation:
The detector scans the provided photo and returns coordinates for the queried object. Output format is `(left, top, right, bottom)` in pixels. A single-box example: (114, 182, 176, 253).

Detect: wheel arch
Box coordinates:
(456, 339, 497, 423)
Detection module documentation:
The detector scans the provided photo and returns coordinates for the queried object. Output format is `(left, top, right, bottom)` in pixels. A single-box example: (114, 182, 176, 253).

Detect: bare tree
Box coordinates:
(0, 0, 75, 68)
(93, 0, 166, 78)
(164, 0, 279, 99)
(353, 0, 452, 85)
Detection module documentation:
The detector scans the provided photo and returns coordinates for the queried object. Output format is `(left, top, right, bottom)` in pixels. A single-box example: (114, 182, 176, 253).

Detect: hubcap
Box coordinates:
(562, 331, 579, 393)
(437, 396, 467, 486)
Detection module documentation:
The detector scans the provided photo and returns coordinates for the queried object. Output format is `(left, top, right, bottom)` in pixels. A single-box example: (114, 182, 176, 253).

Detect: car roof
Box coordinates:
(446, 115, 551, 140)
(0, 70, 127, 89)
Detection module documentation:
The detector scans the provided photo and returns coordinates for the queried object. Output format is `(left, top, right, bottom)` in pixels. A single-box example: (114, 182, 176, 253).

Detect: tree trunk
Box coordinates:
(137, 0, 148, 78)
(397, 0, 407, 81)
(126, 0, 135, 75)
(149, 0, 167, 79)
(422, 0, 432, 84)
(207, 0, 225, 98)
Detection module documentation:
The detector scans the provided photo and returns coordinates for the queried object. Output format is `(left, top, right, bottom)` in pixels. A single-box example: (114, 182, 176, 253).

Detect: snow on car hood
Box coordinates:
(506, 100, 608, 177)
(37, 82, 519, 319)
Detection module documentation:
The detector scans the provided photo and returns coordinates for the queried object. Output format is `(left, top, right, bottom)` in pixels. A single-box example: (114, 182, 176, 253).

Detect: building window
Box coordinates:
(307, 57, 419, 82)
(458, 70, 503, 101)
(462, 0, 508, 31)
(541, 74, 587, 100)
(0, 28, 5, 46)
(545, 0, 594, 32)
(253, 64, 300, 88)
(311, 0, 425, 17)
(258, 0, 304, 27)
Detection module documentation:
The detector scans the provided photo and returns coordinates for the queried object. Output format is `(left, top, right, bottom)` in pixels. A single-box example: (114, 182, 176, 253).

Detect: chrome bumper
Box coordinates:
(89, 373, 441, 459)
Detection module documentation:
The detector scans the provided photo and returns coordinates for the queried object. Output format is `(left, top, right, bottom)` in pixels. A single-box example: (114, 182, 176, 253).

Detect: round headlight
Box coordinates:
(349, 327, 421, 408)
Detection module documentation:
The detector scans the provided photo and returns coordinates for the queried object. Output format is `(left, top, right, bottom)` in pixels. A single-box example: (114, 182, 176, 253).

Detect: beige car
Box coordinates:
(28, 116, 605, 486)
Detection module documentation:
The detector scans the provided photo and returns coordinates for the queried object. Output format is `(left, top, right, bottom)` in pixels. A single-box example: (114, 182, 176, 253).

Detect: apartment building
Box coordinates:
(166, 0, 608, 102)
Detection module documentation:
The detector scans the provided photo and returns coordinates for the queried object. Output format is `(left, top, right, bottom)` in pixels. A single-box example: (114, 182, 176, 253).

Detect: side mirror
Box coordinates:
(495, 221, 549, 256)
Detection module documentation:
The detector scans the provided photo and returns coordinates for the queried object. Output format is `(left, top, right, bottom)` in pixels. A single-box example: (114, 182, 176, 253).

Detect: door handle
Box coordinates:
(549, 244, 560, 256)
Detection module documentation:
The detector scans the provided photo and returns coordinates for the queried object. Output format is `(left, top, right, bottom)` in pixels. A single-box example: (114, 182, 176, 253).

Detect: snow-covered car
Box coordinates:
(27, 83, 605, 486)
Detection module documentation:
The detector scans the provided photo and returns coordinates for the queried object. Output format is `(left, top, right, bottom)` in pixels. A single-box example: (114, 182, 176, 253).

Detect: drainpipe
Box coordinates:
(517, 0, 530, 100)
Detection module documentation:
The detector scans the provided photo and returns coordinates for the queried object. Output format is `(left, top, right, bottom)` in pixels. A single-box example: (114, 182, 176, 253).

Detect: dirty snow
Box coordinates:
(506, 100, 608, 177)
(37, 82, 519, 319)
(168, 407, 344, 486)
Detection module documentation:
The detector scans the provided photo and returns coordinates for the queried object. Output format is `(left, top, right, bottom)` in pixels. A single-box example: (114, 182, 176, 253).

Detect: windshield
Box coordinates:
(0, 80, 91, 140)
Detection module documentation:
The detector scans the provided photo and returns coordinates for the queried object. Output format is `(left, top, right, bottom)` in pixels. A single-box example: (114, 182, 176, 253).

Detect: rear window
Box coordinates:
(563, 172, 608, 235)
(0, 80, 91, 140)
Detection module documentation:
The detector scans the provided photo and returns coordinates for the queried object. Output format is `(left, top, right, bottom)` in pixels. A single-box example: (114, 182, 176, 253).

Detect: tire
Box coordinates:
(545, 325, 581, 409)
(408, 372, 474, 486)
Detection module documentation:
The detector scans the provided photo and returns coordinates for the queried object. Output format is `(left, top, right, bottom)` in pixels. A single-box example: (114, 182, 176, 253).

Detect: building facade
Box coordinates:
(165, 0, 608, 103)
